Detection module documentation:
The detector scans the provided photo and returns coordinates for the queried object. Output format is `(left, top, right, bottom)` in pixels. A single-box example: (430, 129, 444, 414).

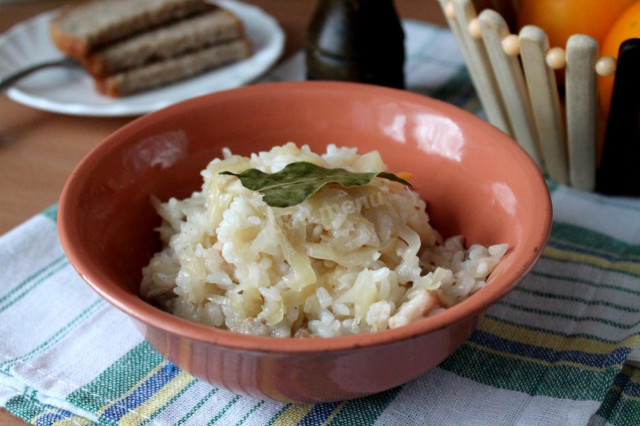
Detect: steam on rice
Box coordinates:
(141, 143, 507, 337)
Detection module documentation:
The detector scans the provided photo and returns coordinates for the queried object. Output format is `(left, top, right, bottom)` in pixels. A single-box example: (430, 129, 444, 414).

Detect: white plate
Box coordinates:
(0, 0, 285, 116)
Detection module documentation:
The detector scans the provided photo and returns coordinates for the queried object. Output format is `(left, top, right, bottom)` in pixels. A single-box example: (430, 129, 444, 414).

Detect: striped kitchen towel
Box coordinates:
(2, 20, 640, 426)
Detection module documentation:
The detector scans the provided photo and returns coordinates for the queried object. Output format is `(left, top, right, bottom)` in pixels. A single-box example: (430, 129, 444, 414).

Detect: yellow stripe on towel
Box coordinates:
(480, 317, 640, 355)
(97, 362, 166, 417)
(118, 371, 195, 425)
(544, 246, 640, 276)
(466, 341, 623, 372)
(322, 401, 346, 425)
(273, 403, 315, 426)
(52, 416, 93, 426)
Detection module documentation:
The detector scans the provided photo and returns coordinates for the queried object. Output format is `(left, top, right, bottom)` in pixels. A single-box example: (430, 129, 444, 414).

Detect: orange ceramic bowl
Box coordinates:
(58, 81, 551, 403)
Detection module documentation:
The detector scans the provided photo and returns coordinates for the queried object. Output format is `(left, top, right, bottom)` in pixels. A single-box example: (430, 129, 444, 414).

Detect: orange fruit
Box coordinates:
(599, 1, 640, 119)
(517, 0, 637, 48)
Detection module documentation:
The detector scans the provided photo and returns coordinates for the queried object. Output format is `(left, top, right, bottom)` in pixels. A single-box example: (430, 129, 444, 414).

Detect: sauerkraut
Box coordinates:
(141, 143, 507, 337)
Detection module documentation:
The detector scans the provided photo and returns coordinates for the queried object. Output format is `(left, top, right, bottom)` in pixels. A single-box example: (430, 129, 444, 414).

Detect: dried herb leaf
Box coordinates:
(220, 161, 411, 207)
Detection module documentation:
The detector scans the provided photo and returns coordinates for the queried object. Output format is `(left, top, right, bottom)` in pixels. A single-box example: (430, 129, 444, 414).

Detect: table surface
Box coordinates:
(0, 1, 445, 424)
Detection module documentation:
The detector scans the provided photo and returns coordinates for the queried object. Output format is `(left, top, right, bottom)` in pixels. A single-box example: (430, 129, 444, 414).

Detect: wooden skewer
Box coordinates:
(437, 0, 473, 75)
(437, 1, 509, 133)
(519, 25, 569, 184)
(478, 9, 544, 169)
(565, 35, 598, 191)
(451, 0, 512, 135)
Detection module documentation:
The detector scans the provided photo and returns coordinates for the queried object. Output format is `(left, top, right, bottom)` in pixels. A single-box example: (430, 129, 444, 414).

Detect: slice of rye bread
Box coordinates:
(84, 7, 244, 77)
(95, 38, 252, 97)
(50, 0, 210, 59)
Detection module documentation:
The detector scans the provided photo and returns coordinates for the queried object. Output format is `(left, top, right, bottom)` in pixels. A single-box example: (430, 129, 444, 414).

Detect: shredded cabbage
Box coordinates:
(141, 143, 507, 337)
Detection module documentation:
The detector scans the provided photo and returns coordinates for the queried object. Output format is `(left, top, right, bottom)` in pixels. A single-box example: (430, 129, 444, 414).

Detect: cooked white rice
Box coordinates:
(141, 143, 508, 338)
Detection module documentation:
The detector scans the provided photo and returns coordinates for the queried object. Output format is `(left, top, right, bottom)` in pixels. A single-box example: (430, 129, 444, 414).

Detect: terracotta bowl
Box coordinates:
(58, 81, 551, 403)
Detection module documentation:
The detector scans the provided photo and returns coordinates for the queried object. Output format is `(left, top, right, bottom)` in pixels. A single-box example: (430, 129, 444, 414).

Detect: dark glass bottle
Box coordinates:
(596, 38, 640, 195)
(305, 0, 406, 89)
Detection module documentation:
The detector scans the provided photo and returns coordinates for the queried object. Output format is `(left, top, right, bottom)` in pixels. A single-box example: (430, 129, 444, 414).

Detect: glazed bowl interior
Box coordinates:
(59, 81, 551, 353)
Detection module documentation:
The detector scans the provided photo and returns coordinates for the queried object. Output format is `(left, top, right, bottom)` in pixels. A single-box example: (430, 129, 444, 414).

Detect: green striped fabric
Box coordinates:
(2, 18, 640, 426)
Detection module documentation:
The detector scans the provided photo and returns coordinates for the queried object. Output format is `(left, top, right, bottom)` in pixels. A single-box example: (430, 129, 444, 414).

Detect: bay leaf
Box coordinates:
(220, 161, 411, 207)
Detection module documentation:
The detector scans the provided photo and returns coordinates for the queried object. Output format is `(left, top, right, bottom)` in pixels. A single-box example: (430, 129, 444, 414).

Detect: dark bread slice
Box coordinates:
(50, 0, 210, 58)
(95, 38, 252, 97)
(84, 7, 244, 77)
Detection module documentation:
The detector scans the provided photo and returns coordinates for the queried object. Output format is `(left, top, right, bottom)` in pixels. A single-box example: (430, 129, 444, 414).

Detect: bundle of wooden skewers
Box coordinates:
(437, 0, 640, 195)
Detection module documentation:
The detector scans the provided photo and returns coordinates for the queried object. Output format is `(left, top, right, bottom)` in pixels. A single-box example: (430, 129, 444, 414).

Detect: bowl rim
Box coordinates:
(58, 81, 552, 354)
